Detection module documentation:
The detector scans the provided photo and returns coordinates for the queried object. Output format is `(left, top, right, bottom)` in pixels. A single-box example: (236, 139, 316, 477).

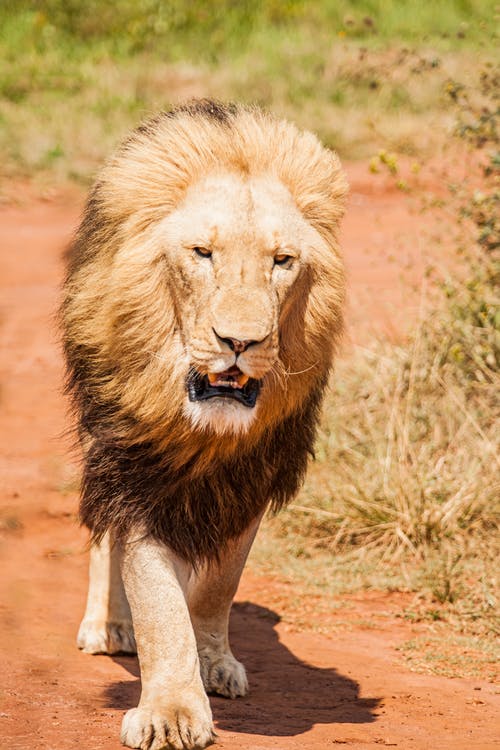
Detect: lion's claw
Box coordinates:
(77, 618, 137, 654)
(199, 651, 248, 698)
(121, 703, 214, 750)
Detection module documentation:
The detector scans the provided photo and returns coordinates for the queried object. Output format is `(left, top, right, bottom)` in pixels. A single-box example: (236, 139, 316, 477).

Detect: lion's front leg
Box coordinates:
(77, 532, 136, 654)
(120, 536, 214, 750)
(187, 514, 263, 700)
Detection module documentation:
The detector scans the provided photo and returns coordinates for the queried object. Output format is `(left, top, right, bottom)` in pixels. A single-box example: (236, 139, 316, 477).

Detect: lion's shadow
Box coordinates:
(106, 601, 380, 737)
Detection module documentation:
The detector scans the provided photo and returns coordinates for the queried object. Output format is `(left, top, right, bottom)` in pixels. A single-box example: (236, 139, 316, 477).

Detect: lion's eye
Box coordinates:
(193, 246, 212, 259)
(274, 253, 293, 267)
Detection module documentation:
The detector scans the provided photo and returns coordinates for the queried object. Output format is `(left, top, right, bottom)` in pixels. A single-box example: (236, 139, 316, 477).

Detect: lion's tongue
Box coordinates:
(207, 367, 250, 389)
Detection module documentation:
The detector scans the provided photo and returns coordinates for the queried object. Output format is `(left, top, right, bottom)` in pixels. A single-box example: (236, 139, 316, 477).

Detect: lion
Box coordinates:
(61, 99, 347, 750)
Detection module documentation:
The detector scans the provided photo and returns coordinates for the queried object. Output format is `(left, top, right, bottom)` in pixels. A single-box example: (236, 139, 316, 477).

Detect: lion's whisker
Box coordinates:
(284, 361, 320, 376)
(267, 361, 287, 390)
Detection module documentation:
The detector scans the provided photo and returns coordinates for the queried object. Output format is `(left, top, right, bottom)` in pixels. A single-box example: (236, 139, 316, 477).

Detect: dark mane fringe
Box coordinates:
(79, 382, 325, 565)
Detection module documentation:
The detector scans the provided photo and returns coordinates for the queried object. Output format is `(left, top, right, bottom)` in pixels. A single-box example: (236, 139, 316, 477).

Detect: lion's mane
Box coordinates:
(61, 100, 348, 564)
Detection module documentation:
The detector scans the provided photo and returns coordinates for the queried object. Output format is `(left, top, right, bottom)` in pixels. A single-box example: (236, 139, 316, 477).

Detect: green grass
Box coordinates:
(0, 1, 498, 183)
(4, 1, 497, 53)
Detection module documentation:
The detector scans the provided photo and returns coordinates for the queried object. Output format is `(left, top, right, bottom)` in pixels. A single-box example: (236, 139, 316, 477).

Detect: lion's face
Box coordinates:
(156, 171, 326, 435)
(64, 105, 348, 449)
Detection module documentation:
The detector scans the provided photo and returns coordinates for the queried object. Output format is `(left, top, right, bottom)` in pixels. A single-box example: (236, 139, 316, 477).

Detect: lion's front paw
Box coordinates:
(199, 650, 248, 699)
(77, 618, 137, 654)
(120, 698, 214, 750)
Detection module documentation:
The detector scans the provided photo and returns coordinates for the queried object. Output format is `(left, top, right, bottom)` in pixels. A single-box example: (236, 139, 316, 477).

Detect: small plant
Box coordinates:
(369, 149, 399, 175)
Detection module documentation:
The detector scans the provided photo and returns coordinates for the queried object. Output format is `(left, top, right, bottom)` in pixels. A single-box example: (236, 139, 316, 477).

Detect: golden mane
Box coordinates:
(61, 100, 348, 562)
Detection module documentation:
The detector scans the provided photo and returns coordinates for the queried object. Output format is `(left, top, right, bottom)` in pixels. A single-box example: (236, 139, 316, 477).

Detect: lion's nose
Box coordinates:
(213, 328, 265, 354)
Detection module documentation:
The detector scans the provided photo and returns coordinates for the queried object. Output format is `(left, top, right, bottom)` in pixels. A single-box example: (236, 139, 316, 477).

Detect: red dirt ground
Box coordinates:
(0, 166, 497, 750)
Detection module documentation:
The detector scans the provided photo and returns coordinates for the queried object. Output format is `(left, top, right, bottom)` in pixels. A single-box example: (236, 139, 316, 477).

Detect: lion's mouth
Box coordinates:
(187, 366, 260, 408)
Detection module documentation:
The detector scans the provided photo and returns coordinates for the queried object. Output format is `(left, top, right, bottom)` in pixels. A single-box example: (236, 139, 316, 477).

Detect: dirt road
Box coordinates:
(0, 168, 497, 749)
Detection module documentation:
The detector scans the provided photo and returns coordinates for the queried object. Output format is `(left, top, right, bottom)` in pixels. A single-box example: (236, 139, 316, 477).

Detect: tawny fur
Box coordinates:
(61, 99, 348, 564)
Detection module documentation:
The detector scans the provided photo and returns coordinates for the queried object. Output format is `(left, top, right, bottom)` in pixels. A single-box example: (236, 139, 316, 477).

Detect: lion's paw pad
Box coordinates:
(77, 618, 136, 654)
(121, 705, 214, 750)
(200, 652, 248, 699)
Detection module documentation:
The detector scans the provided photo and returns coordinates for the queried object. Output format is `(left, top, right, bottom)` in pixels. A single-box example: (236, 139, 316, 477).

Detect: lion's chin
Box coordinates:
(183, 398, 258, 436)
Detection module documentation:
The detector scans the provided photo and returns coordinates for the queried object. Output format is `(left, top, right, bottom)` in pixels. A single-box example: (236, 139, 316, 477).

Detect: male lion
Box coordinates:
(61, 99, 347, 750)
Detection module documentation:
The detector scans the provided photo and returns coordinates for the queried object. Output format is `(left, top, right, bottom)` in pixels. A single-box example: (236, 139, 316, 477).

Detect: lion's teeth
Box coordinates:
(207, 371, 249, 388)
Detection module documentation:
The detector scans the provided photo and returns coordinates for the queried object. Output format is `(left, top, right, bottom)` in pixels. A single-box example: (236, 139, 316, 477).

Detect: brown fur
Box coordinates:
(61, 99, 347, 564)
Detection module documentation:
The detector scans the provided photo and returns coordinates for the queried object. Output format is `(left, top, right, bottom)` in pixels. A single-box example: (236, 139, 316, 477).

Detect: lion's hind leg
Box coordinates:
(187, 514, 263, 699)
(77, 532, 136, 654)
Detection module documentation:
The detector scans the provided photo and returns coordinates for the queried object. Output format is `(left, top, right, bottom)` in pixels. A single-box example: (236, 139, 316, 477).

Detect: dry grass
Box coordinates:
(254, 328, 498, 624)
(250, 321, 499, 670)
(397, 633, 498, 679)
(251, 68, 499, 660)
